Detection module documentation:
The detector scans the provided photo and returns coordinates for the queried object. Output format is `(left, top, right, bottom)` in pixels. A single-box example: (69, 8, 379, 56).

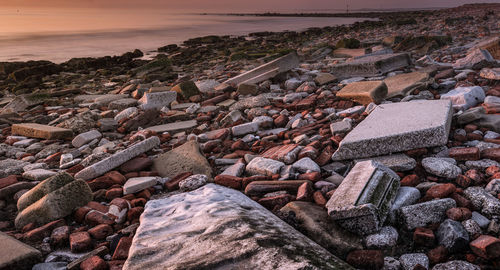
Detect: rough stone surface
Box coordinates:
(0, 231, 42, 270)
(123, 184, 352, 270)
(422, 157, 462, 179)
(436, 219, 470, 253)
(75, 136, 160, 181)
(153, 140, 213, 180)
(398, 198, 456, 230)
(399, 253, 429, 270)
(364, 226, 399, 249)
(463, 186, 500, 218)
(326, 160, 400, 235)
(432, 260, 480, 270)
(11, 123, 73, 140)
(332, 100, 453, 160)
(178, 174, 207, 191)
(336, 81, 388, 105)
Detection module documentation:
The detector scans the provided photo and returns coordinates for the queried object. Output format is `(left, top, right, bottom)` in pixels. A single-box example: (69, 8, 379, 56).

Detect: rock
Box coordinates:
(398, 198, 456, 230)
(246, 157, 285, 176)
(384, 71, 430, 98)
(72, 130, 102, 148)
(15, 178, 92, 229)
(280, 201, 362, 256)
(432, 260, 479, 270)
(463, 186, 500, 218)
(179, 174, 207, 191)
(0, 231, 42, 270)
(453, 49, 495, 70)
(231, 122, 259, 136)
(171, 81, 200, 99)
(364, 226, 399, 249)
(330, 120, 352, 134)
(336, 81, 388, 105)
(331, 53, 411, 79)
(383, 257, 401, 270)
(332, 100, 453, 160)
(480, 68, 500, 80)
(146, 120, 197, 134)
(262, 144, 302, 165)
(471, 211, 490, 229)
(138, 91, 177, 110)
(422, 157, 462, 179)
(66, 246, 109, 270)
(229, 95, 270, 111)
(436, 219, 470, 253)
(0, 159, 30, 177)
(32, 262, 67, 270)
(75, 136, 160, 181)
(469, 235, 500, 259)
(346, 250, 384, 270)
(326, 160, 400, 235)
(237, 83, 259, 95)
(108, 98, 138, 110)
(153, 140, 213, 180)
(315, 73, 337, 85)
(399, 253, 429, 270)
(22, 169, 57, 181)
(123, 177, 158, 195)
(123, 184, 352, 270)
(115, 107, 138, 122)
(11, 123, 73, 140)
(389, 186, 421, 223)
(17, 172, 73, 212)
(440, 86, 485, 111)
(356, 154, 416, 172)
(224, 52, 300, 86)
(245, 180, 309, 197)
(474, 114, 500, 133)
(292, 157, 320, 173)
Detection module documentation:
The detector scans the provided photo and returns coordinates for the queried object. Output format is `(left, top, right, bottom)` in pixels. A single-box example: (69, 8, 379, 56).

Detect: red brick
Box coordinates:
(130, 198, 146, 208)
(451, 193, 473, 209)
(455, 175, 472, 188)
(0, 175, 18, 189)
(105, 171, 126, 185)
(426, 183, 456, 199)
(70, 231, 92, 253)
(446, 207, 472, 221)
(23, 219, 65, 242)
(105, 188, 123, 201)
(258, 194, 294, 210)
(88, 176, 114, 191)
(261, 144, 300, 164)
(315, 145, 334, 166)
(313, 191, 327, 206)
(413, 227, 435, 247)
(214, 175, 242, 189)
(486, 166, 500, 177)
(165, 172, 192, 191)
(85, 210, 115, 227)
(406, 148, 428, 158)
(470, 235, 500, 259)
(427, 245, 448, 265)
(449, 147, 480, 161)
(482, 148, 500, 162)
(401, 174, 420, 187)
(108, 260, 125, 270)
(80, 255, 108, 270)
(88, 224, 114, 240)
(296, 182, 313, 201)
(120, 157, 153, 173)
(127, 207, 144, 222)
(346, 250, 384, 270)
(465, 169, 484, 184)
(112, 236, 133, 260)
(297, 172, 321, 182)
(74, 206, 92, 223)
(274, 115, 288, 128)
(50, 225, 70, 247)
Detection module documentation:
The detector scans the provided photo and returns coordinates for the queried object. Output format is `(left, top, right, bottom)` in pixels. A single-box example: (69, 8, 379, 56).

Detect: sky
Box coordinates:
(2, 0, 499, 12)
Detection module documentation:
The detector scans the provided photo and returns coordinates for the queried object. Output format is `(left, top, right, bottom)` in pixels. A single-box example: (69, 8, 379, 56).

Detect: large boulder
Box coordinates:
(123, 184, 353, 270)
(153, 140, 213, 180)
(15, 173, 92, 229)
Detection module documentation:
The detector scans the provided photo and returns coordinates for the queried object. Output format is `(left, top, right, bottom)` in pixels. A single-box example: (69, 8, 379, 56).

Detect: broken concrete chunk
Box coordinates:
(223, 52, 300, 86)
(0, 231, 42, 270)
(384, 71, 430, 98)
(75, 136, 160, 181)
(11, 123, 73, 140)
(440, 86, 485, 111)
(336, 81, 388, 105)
(123, 184, 352, 270)
(153, 140, 213, 180)
(355, 154, 416, 172)
(326, 160, 400, 235)
(453, 49, 496, 70)
(246, 157, 285, 176)
(138, 91, 177, 110)
(332, 100, 453, 160)
(123, 177, 158, 195)
(331, 53, 411, 79)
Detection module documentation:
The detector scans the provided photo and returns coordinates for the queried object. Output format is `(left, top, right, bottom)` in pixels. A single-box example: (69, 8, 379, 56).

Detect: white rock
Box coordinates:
(123, 177, 158, 195)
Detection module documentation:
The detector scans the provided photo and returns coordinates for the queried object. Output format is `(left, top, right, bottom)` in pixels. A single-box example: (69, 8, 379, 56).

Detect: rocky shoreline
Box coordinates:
(1, 3, 500, 270)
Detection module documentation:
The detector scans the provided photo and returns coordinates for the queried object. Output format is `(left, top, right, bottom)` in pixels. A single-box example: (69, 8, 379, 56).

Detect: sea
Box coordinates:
(0, 8, 374, 63)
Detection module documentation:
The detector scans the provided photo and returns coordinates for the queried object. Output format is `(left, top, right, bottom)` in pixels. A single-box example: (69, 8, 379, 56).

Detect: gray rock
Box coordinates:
(474, 114, 500, 133)
(0, 159, 30, 178)
(220, 161, 246, 177)
(108, 98, 138, 110)
(465, 159, 500, 171)
(32, 262, 67, 270)
(364, 226, 399, 249)
(356, 154, 416, 172)
(471, 211, 490, 229)
(485, 179, 500, 196)
(383, 257, 402, 270)
(440, 86, 485, 111)
(330, 120, 352, 134)
(231, 122, 259, 136)
(75, 136, 160, 181)
(422, 157, 462, 179)
(246, 157, 285, 176)
(230, 95, 271, 111)
(399, 253, 429, 270)
(463, 186, 500, 218)
(458, 107, 485, 125)
(432, 260, 479, 270)
(292, 157, 321, 173)
(436, 219, 470, 253)
(332, 100, 452, 160)
(114, 107, 138, 122)
(398, 198, 456, 230)
(461, 219, 482, 238)
(389, 187, 421, 224)
(179, 174, 207, 191)
(123, 184, 352, 270)
(326, 160, 400, 235)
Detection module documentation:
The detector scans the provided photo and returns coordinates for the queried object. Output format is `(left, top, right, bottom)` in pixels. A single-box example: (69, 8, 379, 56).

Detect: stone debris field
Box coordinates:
(1, 3, 500, 270)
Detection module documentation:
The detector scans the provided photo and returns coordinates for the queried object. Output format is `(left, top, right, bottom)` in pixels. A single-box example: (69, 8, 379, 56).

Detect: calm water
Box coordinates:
(0, 8, 372, 63)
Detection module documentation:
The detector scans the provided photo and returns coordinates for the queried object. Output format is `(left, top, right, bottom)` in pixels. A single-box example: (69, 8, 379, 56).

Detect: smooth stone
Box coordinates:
(123, 177, 158, 195)
(292, 157, 321, 173)
(72, 130, 102, 148)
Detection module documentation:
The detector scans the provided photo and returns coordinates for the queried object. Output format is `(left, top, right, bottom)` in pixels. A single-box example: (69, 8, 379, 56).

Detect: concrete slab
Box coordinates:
(331, 53, 411, 79)
(223, 52, 300, 86)
(146, 120, 197, 134)
(384, 71, 430, 98)
(332, 100, 453, 160)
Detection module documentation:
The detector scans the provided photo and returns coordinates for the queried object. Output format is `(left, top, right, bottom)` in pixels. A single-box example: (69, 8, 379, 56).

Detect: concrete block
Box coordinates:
(12, 123, 73, 140)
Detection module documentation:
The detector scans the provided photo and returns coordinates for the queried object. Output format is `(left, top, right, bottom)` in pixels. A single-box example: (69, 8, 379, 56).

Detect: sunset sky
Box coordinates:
(2, 0, 499, 12)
